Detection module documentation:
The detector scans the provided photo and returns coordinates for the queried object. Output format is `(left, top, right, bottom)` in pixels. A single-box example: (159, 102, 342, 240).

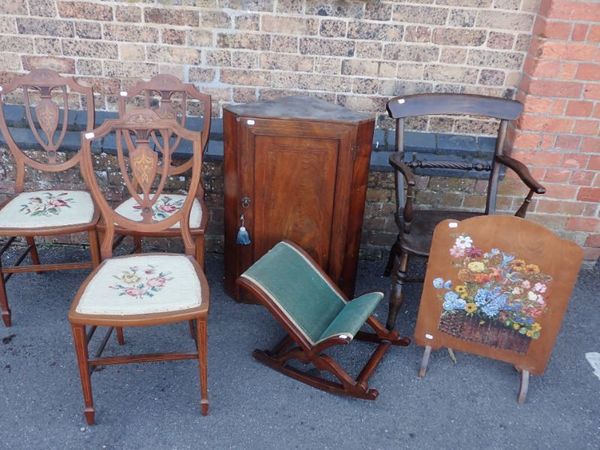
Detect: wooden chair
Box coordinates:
(69, 108, 210, 425)
(237, 240, 410, 400)
(0, 69, 99, 327)
(110, 75, 211, 266)
(384, 94, 546, 330)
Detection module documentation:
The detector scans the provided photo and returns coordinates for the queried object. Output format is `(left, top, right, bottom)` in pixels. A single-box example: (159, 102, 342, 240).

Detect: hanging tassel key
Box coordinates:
(236, 214, 251, 245)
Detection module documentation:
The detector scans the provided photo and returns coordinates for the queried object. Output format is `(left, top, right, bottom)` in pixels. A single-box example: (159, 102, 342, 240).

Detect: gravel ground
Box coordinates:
(0, 245, 598, 449)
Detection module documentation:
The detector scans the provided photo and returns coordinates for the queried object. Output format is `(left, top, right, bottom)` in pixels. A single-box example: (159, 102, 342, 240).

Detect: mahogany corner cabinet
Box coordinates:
(223, 95, 376, 302)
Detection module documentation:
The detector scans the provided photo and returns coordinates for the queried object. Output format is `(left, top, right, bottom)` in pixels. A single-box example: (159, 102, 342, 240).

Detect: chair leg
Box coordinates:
(383, 239, 400, 277)
(188, 320, 196, 339)
(195, 235, 205, 270)
(71, 324, 95, 425)
(0, 266, 11, 327)
(88, 230, 101, 268)
(386, 249, 409, 330)
(115, 327, 125, 345)
(26, 236, 41, 270)
(196, 319, 209, 416)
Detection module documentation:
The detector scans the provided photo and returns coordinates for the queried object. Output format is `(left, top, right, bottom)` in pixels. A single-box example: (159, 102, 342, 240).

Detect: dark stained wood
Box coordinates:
(385, 93, 546, 330)
(414, 215, 583, 402)
(0, 69, 99, 327)
(223, 96, 375, 302)
(237, 240, 410, 400)
(69, 109, 210, 424)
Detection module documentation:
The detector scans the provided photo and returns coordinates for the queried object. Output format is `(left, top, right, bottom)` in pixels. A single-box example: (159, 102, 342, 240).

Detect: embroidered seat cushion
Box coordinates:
(0, 190, 95, 229)
(114, 194, 203, 229)
(76, 254, 202, 316)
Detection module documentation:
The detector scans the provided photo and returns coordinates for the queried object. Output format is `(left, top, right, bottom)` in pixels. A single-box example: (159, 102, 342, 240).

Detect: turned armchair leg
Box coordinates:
(195, 236, 205, 270)
(88, 230, 101, 268)
(0, 268, 11, 327)
(383, 239, 400, 277)
(71, 324, 96, 425)
(386, 250, 409, 330)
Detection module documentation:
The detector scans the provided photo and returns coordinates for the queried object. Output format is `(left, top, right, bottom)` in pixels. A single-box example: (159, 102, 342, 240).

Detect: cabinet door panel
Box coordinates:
(253, 135, 338, 268)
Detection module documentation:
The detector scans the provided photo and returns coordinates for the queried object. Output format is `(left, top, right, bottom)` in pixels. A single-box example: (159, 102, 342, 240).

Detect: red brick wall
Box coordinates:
(511, 0, 600, 262)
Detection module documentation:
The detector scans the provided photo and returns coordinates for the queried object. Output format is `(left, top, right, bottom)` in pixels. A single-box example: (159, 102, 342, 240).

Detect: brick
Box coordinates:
(119, 44, 145, 61)
(566, 217, 600, 232)
(564, 43, 600, 61)
(200, 11, 231, 28)
(543, 168, 571, 183)
(479, 69, 505, 86)
(518, 115, 573, 133)
(320, 19, 347, 38)
(392, 5, 448, 25)
(556, 135, 581, 150)
(0, 54, 21, 72)
(144, 7, 198, 27)
(348, 22, 403, 41)
(570, 170, 596, 186)
(494, 0, 521, 10)
(22, 55, 75, 74)
(476, 10, 534, 31)
(528, 80, 582, 98)
(162, 29, 186, 45)
(385, 44, 438, 62)
(0, 36, 33, 53)
(540, 21, 571, 39)
(583, 247, 600, 261)
(355, 41, 383, 59)
(432, 29, 486, 46)
(188, 67, 216, 83)
(103, 61, 158, 79)
(364, 1, 392, 21)
(305, 0, 364, 18)
(467, 50, 524, 70)
(341, 59, 379, 77)
(314, 57, 341, 75)
(300, 37, 354, 57)
(424, 65, 479, 84)
(103, 24, 159, 43)
(513, 132, 551, 150)
(511, 150, 562, 166)
(353, 78, 380, 95)
(576, 63, 600, 81)
(581, 137, 600, 152)
(577, 187, 600, 202)
(218, 33, 270, 51)
(448, 9, 477, 27)
(76, 59, 102, 76)
(589, 25, 600, 42)
(234, 14, 260, 31)
(271, 35, 298, 53)
(17, 18, 74, 37)
(147, 45, 201, 65)
(63, 40, 118, 59)
(544, 183, 579, 200)
(535, 199, 585, 215)
(563, 153, 589, 169)
(573, 120, 599, 136)
(57, 1, 112, 21)
(0, 1, 27, 14)
(572, 24, 589, 41)
(188, 30, 212, 47)
(34, 37, 62, 56)
(29, 0, 56, 17)
(75, 22, 102, 40)
(221, 69, 271, 87)
(116, 6, 142, 23)
(566, 100, 594, 117)
(262, 16, 318, 35)
(231, 51, 258, 69)
(440, 48, 467, 64)
(487, 32, 514, 49)
(404, 26, 431, 43)
(546, 1, 600, 22)
(583, 84, 600, 100)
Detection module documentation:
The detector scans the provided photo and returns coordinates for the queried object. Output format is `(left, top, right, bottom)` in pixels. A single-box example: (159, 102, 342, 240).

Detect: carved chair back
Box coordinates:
(386, 93, 523, 217)
(118, 75, 211, 177)
(81, 108, 204, 259)
(0, 69, 95, 192)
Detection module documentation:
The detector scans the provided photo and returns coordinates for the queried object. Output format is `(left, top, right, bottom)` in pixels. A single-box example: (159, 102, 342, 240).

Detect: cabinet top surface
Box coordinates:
(223, 95, 373, 123)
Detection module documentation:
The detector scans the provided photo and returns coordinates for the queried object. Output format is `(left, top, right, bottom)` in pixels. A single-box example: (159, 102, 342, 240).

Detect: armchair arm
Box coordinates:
(495, 155, 546, 194)
(388, 153, 416, 187)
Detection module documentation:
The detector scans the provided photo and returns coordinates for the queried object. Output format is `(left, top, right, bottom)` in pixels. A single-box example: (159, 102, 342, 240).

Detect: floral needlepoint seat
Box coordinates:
(114, 194, 203, 230)
(74, 254, 202, 316)
(0, 191, 95, 229)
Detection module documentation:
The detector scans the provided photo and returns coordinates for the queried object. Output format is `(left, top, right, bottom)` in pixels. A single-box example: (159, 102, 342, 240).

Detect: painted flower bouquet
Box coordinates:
(432, 234, 552, 352)
(20, 192, 74, 216)
(110, 265, 173, 300)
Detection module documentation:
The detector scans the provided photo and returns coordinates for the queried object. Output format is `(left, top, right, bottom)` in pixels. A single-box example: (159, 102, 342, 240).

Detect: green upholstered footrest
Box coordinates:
(240, 241, 384, 346)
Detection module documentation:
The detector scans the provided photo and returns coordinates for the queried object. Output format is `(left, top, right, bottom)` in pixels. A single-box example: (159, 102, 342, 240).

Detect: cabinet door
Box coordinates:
(239, 118, 355, 276)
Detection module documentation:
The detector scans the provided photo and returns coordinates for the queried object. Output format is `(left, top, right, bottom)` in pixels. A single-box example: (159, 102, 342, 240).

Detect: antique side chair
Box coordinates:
(0, 69, 99, 327)
(238, 240, 410, 400)
(110, 75, 211, 266)
(384, 94, 546, 330)
(69, 109, 210, 425)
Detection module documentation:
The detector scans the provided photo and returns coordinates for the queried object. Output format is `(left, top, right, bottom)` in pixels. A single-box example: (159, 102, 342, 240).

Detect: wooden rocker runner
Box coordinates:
(238, 241, 410, 400)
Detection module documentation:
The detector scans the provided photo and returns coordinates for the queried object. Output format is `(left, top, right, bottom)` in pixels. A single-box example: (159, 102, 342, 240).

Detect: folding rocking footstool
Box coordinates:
(238, 241, 410, 399)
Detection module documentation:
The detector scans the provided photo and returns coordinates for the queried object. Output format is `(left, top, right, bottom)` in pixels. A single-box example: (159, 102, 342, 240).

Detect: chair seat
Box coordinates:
(114, 194, 203, 229)
(398, 209, 481, 256)
(0, 190, 95, 230)
(75, 254, 203, 316)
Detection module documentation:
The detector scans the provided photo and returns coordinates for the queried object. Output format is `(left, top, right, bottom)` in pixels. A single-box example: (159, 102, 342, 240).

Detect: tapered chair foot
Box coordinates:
(1, 311, 11, 327)
(201, 400, 209, 416)
(84, 407, 96, 425)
